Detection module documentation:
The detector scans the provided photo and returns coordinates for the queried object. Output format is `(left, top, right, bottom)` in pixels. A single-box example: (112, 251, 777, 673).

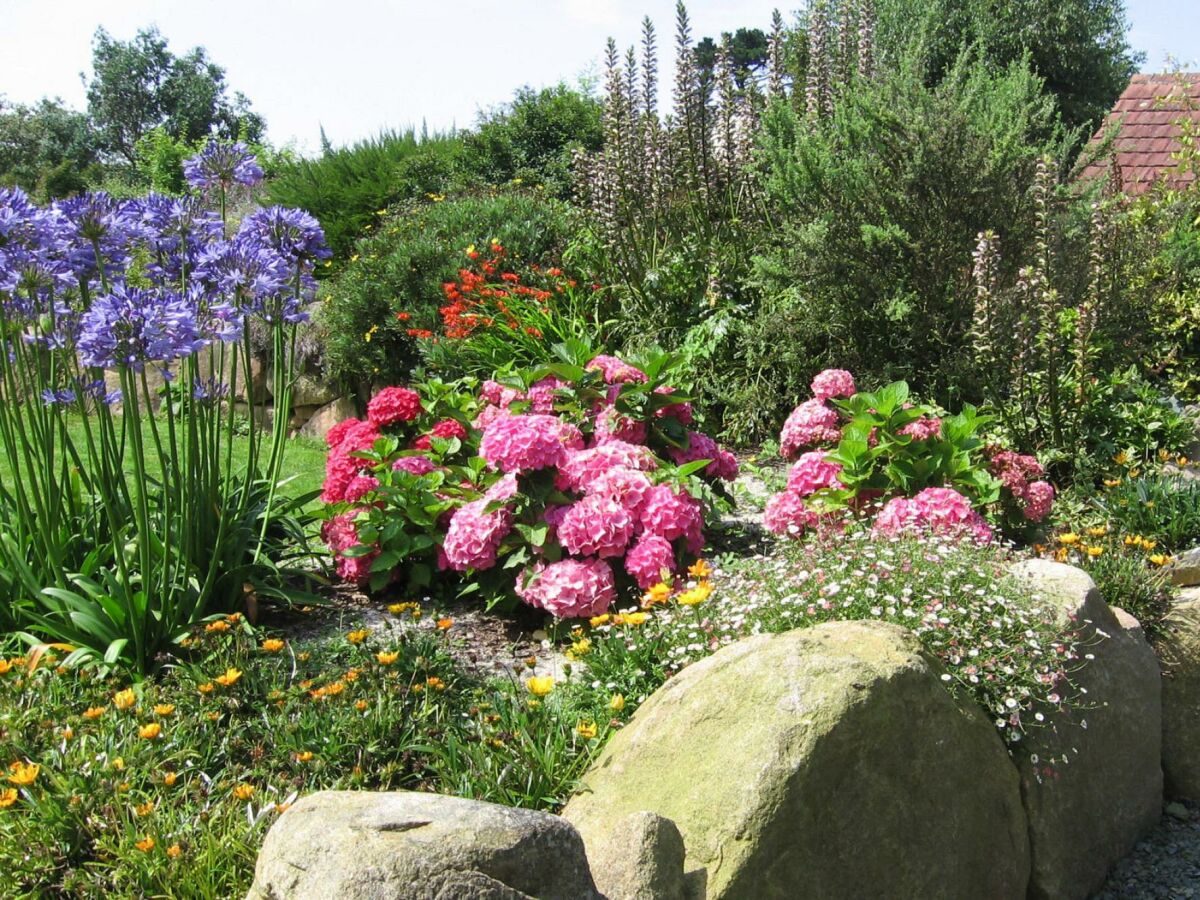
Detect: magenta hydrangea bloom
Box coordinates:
(392, 455, 436, 476)
(480, 380, 525, 408)
(874, 487, 993, 543)
(780, 399, 842, 459)
(624, 532, 677, 589)
(483, 473, 520, 504)
(557, 495, 636, 558)
(763, 490, 819, 536)
(653, 384, 694, 425)
(442, 499, 513, 571)
(641, 485, 705, 554)
(367, 386, 422, 427)
(516, 558, 617, 618)
(527, 376, 566, 414)
(872, 496, 922, 536)
(786, 451, 844, 496)
(344, 475, 379, 503)
(321, 513, 376, 584)
(1021, 480, 1055, 522)
(899, 417, 942, 441)
(586, 355, 648, 384)
(480, 413, 583, 473)
(587, 466, 654, 516)
(593, 403, 648, 446)
(670, 431, 740, 481)
(430, 418, 468, 440)
(810, 368, 856, 401)
(325, 417, 364, 450)
(557, 441, 656, 493)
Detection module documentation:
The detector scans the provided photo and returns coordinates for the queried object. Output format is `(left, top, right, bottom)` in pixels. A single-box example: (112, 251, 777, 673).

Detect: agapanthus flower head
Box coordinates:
(763, 490, 820, 536)
(586, 355, 648, 384)
(780, 399, 842, 458)
(195, 237, 295, 320)
(238, 206, 331, 265)
(786, 451, 844, 496)
(442, 498, 513, 571)
(183, 141, 264, 191)
(557, 494, 636, 558)
(810, 368, 856, 401)
(135, 195, 224, 285)
(77, 283, 202, 370)
(516, 558, 617, 618)
(624, 532, 677, 589)
(53, 192, 140, 280)
(480, 414, 582, 473)
(368, 386, 423, 427)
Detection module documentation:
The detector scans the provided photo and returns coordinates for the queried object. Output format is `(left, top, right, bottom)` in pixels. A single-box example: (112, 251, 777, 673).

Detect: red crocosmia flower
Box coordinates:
(500, 272, 519, 283)
(395, 311, 411, 321)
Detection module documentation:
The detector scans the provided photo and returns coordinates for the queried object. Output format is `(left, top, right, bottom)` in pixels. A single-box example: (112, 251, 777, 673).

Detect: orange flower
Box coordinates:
(205, 620, 229, 633)
(83, 706, 105, 720)
(274, 802, 292, 814)
(139, 723, 162, 740)
(354, 699, 369, 711)
(197, 682, 214, 694)
(166, 843, 182, 859)
(0, 788, 17, 808)
(153, 704, 175, 717)
(426, 676, 446, 691)
(163, 772, 178, 787)
(294, 751, 314, 763)
(260, 639, 285, 653)
(376, 651, 399, 666)
(436, 617, 453, 631)
(135, 836, 155, 853)
(112, 688, 136, 710)
(135, 800, 155, 817)
(6, 762, 39, 786)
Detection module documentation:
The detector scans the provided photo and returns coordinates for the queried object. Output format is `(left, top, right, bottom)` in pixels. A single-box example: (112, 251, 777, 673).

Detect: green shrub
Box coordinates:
(319, 192, 577, 392)
(1090, 474, 1200, 555)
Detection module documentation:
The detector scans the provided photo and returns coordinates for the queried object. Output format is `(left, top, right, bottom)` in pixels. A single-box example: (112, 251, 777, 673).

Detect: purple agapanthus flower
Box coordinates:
(183, 141, 264, 191)
(77, 283, 203, 371)
(134, 194, 224, 286)
(238, 206, 331, 265)
(52, 192, 141, 283)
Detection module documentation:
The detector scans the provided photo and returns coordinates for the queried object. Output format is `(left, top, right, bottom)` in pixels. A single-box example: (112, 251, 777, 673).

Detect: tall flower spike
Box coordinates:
(768, 9, 787, 97)
(857, 0, 876, 79)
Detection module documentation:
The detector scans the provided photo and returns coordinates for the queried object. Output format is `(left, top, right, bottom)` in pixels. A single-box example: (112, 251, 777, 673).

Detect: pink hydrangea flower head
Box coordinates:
(527, 376, 566, 414)
(669, 432, 739, 481)
(624, 532, 677, 588)
(1021, 480, 1055, 522)
(480, 380, 524, 408)
(335, 551, 376, 584)
(472, 404, 508, 430)
(587, 466, 654, 516)
(899, 417, 942, 442)
(367, 386, 422, 427)
(875, 487, 993, 544)
(872, 497, 922, 536)
(333, 420, 381, 455)
(441, 499, 513, 571)
(557, 495, 636, 558)
(654, 385, 694, 425)
(780, 399, 842, 459)
(431, 418, 468, 440)
(343, 474, 379, 504)
(593, 404, 648, 446)
(586, 355, 648, 385)
(392, 455, 436, 476)
(483, 473, 520, 505)
(786, 451, 844, 496)
(810, 369, 856, 402)
(321, 514, 377, 584)
(479, 413, 583, 473)
(557, 442, 656, 493)
(763, 490, 819, 536)
(516, 558, 617, 618)
(641, 484, 705, 553)
(325, 417, 363, 450)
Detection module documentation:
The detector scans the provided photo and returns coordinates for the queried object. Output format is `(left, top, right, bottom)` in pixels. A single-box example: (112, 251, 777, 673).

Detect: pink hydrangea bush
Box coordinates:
(766, 369, 1054, 543)
(320, 349, 737, 618)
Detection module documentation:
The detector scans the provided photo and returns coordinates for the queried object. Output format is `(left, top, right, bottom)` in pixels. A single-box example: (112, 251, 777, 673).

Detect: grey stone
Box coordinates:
(247, 790, 600, 900)
(1009, 560, 1163, 900)
(299, 396, 357, 442)
(1169, 547, 1200, 588)
(583, 811, 687, 900)
(1160, 596, 1200, 801)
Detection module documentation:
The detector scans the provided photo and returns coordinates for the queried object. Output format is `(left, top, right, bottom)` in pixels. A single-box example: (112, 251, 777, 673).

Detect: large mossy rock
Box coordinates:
(1010, 560, 1163, 900)
(247, 790, 600, 900)
(563, 621, 1030, 899)
(1159, 594, 1200, 801)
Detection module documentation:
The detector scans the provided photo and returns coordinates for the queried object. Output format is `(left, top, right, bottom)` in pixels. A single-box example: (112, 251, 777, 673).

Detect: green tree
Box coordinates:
(694, 28, 769, 93)
(85, 26, 265, 165)
(0, 96, 97, 197)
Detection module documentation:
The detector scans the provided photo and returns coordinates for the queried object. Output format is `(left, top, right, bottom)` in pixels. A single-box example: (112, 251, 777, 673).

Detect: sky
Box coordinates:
(1, 0, 1198, 155)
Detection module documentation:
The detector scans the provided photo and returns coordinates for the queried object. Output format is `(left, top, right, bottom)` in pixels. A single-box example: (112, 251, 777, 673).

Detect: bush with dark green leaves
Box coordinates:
(319, 192, 577, 393)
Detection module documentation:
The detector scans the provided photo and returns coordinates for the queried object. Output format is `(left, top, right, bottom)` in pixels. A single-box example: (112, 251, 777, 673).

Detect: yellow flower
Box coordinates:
(1057, 533, 1081, 546)
(233, 784, 254, 801)
(82, 706, 105, 720)
(355, 699, 369, 711)
(350, 254, 360, 263)
(215, 667, 242, 687)
(609, 693, 625, 712)
(1086, 546, 1104, 558)
(135, 836, 155, 853)
(7, 762, 39, 786)
(589, 614, 611, 627)
(139, 723, 162, 740)
(1142, 539, 1158, 551)
(1149, 554, 1172, 567)
(1114, 451, 1130, 466)
(135, 800, 155, 817)
(376, 651, 399, 665)
(344, 668, 361, 682)
(1145, 500, 1156, 509)
(576, 720, 598, 740)
(1130, 468, 1142, 478)
(0, 659, 10, 675)
(205, 620, 229, 633)
(346, 629, 369, 645)
(622, 612, 648, 626)
(154, 704, 175, 717)
(61, 726, 73, 740)
(688, 559, 712, 579)
(163, 772, 178, 786)
(113, 688, 136, 710)
(206, 711, 220, 721)
(111, 757, 125, 771)
(676, 582, 713, 606)
(261, 639, 285, 653)
(166, 843, 182, 859)
(297, 651, 311, 661)
(426, 676, 446, 691)
(566, 638, 592, 660)
(363, 324, 379, 343)
(325, 681, 346, 696)
(526, 676, 554, 697)
(641, 583, 671, 608)
(1178, 456, 1190, 467)
(0, 788, 17, 808)
(388, 602, 418, 615)
(274, 802, 292, 814)
(198, 682, 214, 694)
(1159, 449, 1171, 462)
(1103, 478, 1121, 488)
(1086, 526, 1107, 537)
(295, 751, 314, 763)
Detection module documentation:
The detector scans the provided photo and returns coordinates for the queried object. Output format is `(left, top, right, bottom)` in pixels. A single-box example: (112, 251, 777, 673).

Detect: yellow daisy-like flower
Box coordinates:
(376, 651, 399, 665)
(7, 762, 39, 786)
(1149, 554, 1172, 567)
(566, 638, 592, 661)
(622, 612, 649, 626)
(294, 751, 314, 763)
(1158, 449, 1171, 462)
(139, 723, 162, 740)
(354, 699, 369, 711)
(113, 688, 136, 710)
(0, 659, 10, 675)
(325, 681, 346, 696)
(205, 620, 229, 633)
(82, 706, 105, 720)
(154, 704, 175, 717)
(426, 676, 446, 691)
(609, 693, 626, 712)
(111, 757, 125, 771)
(589, 614, 611, 627)
(1142, 539, 1158, 551)
(166, 843, 182, 859)
(1057, 533, 1081, 546)
(1114, 451, 1130, 466)
(215, 667, 242, 687)
(260, 639, 285, 653)
(1085, 546, 1104, 558)
(1086, 526, 1107, 538)
(688, 559, 712, 579)
(642, 583, 672, 608)
(135, 800, 155, 817)
(0, 788, 18, 808)
(135, 836, 155, 853)
(233, 784, 254, 801)
(526, 676, 554, 697)
(346, 629, 369, 645)
(197, 682, 215, 694)
(576, 720, 598, 740)
(1178, 456, 1190, 467)
(163, 772, 178, 786)
(436, 617, 454, 631)
(1103, 478, 1121, 488)
(388, 602, 418, 615)
(676, 582, 713, 606)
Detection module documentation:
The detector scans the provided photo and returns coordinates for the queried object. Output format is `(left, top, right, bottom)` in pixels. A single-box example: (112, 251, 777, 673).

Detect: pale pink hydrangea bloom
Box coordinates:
(624, 532, 676, 588)
(480, 380, 524, 408)
(392, 455, 436, 476)
(899, 417, 942, 441)
(810, 368, 856, 401)
(593, 403, 648, 446)
(780, 399, 842, 459)
(653, 385, 694, 424)
(516, 558, 617, 618)
(586, 355, 648, 384)
(557, 442, 656, 493)
(669, 431, 739, 481)
(874, 487, 992, 543)
(483, 473, 521, 504)
(763, 490, 819, 536)
(527, 376, 566, 414)
(557, 494, 636, 558)
(1021, 480, 1055, 522)
(442, 499, 514, 571)
(786, 451, 844, 496)
(586, 466, 654, 516)
(480, 413, 583, 473)
(640, 484, 704, 553)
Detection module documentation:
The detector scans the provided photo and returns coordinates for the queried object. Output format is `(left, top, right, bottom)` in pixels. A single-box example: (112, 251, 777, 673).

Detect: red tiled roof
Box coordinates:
(1080, 74, 1200, 195)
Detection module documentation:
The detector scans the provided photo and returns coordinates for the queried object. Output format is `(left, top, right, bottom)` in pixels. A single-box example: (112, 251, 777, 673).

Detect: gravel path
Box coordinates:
(1095, 801, 1200, 898)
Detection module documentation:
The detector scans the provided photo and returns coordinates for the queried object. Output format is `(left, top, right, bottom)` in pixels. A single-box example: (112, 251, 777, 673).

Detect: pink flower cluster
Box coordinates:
(811, 368, 856, 401)
(899, 417, 942, 442)
(516, 558, 617, 619)
(479, 413, 584, 473)
(780, 399, 842, 459)
(367, 386, 422, 427)
(668, 431, 739, 481)
(763, 451, 843, 538)
(442, 497, 513, 571)
(873, 487, 993, 544)
(321, 514, 377, 584)
(989, 450, 1055, 523)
